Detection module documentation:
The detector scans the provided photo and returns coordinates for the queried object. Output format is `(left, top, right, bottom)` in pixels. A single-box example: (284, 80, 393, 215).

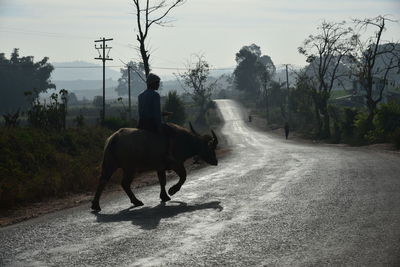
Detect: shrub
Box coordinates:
(374, 101, 400, 138)
(0, 127, 112, 209)
(163, 91, 186, 125)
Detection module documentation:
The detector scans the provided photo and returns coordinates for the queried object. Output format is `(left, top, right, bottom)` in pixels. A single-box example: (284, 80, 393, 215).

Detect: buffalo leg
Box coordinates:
(91, 166, 116, 211)
(121, 170, 144, 207)
(157, 170, 171, 202)
(168, 164, 186, 196)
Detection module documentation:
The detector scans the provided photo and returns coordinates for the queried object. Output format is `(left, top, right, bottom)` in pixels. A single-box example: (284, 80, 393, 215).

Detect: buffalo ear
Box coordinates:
(211, 130, 218, 147)
(189, 122, 199, 135)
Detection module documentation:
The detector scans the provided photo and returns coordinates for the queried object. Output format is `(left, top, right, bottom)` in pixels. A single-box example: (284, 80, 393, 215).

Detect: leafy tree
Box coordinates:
(115, 61, 146, 96)
(132, 0, 185, 77)
(290, 69, 316, 131)
(179, 55, 216, 125)
(234, 44, 276, 100)
(352, 16, 400, 132)
(0, 49, 55, 114)
(298, 21, 355, 138)
(163, 91, 186, 125)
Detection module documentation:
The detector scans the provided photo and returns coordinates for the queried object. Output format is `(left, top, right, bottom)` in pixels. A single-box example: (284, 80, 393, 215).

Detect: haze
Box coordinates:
(1, 0, 399, 78)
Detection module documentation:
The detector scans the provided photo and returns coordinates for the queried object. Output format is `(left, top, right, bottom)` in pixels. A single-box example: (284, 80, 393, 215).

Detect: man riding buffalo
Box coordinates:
(91, 73, 219, 211)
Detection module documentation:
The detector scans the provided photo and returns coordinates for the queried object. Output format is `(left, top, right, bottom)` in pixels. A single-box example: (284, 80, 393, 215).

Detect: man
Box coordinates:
(137, 73, 163, 132)
(284, 122, 290, 140)
(138, 73, 174, 164)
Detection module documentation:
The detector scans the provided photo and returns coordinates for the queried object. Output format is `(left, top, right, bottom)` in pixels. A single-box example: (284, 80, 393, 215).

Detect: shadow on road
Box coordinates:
(93, 201, 223, 230)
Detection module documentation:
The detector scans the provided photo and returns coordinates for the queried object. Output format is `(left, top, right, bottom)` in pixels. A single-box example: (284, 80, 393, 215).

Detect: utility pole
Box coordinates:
(128, 65, 131, 121)
(94, 37, 113, 124)
(285, 64, 290, 121)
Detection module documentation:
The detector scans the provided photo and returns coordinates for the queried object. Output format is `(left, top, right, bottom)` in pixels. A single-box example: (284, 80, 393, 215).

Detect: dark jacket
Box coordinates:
(138, 89, 162, 132)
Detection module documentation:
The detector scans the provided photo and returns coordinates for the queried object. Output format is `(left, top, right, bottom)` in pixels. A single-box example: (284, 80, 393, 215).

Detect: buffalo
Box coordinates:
(91, 123, 218, 211)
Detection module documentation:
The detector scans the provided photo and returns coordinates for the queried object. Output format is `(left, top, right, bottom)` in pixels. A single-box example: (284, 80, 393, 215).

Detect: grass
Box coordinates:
(0, 127, 113, 210)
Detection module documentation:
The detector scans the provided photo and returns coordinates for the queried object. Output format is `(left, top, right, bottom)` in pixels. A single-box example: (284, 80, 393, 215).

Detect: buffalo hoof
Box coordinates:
(91, 201, 101, 212)
(160, 194, 171, 202)
(132, 200, 144, 207)
(168, 186, 180, 196)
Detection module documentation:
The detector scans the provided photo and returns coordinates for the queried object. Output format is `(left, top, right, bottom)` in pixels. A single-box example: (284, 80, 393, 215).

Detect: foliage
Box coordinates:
(298, 21, 355, 138)
(0, 127, 112, 209)
(26, 89, 68, 130)
(341, 108, 359, 142)
(0, 49, 55, 114)
(352, 16, 400, 133)
(73, 113, 85, 128)
(370, 101, 400, 143)
(115, 61, 146, 96)
(163, 91, 186, 125)
(2, 110, 20, 128)
(289, 70, 316, 132)
(179, 55, 216, 125)
(233, 44, 275, 100)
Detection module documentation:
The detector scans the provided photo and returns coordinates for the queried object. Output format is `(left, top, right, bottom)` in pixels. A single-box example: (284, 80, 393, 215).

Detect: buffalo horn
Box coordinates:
(189, 122, 199, 135)
(211, 130, 218, 146)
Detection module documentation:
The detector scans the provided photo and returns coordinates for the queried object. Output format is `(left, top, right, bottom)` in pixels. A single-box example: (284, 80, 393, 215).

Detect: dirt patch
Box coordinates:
(0, 148, 230, 227)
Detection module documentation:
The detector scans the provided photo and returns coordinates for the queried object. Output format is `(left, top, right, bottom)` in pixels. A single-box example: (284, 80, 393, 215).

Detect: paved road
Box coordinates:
(1, 99, 400, 266)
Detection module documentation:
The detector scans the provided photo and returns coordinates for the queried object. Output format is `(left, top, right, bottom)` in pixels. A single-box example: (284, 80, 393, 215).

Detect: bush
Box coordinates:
(0, 127, 113, 209)
(389, 128, 400, 149)
(163, 91, 186, 125)
(374, 101, 400, 138)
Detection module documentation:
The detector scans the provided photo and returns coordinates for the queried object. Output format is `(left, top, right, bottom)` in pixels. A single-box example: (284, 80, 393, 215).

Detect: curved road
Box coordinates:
(1, 99, 400, 266)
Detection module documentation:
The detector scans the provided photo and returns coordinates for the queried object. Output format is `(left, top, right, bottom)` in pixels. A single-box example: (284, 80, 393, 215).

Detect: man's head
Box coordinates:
(146, 73, 161, 90)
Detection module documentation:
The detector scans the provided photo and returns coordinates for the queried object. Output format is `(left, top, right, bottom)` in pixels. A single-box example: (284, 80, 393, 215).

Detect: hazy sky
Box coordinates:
(1, 0, 399, 79)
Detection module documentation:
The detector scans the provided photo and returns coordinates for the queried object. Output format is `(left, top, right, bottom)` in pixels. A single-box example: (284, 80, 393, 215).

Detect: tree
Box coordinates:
(132, 0, 185, 77)
(163, 90, 186, 125)
(178, 55, 216, 125)
(0, 49, 55, 114)
(234, 44, 275, 101)
(352, 16, 400, 132)
(298, 21, 355, 138)
(115, 61, 146, 96)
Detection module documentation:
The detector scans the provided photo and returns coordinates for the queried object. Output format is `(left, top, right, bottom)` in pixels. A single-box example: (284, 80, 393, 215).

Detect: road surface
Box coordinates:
(1, 99, 400, 266)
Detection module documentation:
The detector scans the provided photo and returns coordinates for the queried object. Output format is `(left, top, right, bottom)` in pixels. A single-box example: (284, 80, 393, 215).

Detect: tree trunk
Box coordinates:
(139, 41, 150, 77)
(322, 110, 331, 139)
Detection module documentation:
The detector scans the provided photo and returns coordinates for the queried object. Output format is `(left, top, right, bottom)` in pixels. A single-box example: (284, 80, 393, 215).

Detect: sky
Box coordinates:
(1, 0, 399, 80)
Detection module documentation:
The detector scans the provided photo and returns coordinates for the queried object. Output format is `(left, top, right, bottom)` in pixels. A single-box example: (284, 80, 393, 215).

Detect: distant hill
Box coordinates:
(51, 61, 121, 81)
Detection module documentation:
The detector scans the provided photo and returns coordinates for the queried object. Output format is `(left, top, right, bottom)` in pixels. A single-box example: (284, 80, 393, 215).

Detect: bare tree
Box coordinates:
(132, 0, 185, 77)
(178, 55, 218, 125)
(352, 15, 400, 132)
(298, 21, 355, 138)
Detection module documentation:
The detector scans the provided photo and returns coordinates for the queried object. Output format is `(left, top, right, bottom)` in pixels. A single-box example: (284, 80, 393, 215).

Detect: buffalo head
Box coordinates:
(189, 122, 218, 166)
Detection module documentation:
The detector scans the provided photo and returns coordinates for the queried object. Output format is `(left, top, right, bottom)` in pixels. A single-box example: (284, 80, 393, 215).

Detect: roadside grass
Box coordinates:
(0, 127, 113, 210)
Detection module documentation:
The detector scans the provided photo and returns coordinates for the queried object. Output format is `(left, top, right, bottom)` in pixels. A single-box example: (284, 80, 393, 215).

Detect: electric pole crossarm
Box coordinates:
(95, 38, 113, 42)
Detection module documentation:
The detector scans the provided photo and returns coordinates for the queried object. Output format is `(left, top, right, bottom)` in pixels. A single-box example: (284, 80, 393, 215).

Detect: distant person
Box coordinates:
(248, 115, 252, 122)
(284, 122, 290, 140)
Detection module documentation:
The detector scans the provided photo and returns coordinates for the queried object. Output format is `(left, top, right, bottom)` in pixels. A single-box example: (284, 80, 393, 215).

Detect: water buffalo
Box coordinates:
(91, 123, 218, 211)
